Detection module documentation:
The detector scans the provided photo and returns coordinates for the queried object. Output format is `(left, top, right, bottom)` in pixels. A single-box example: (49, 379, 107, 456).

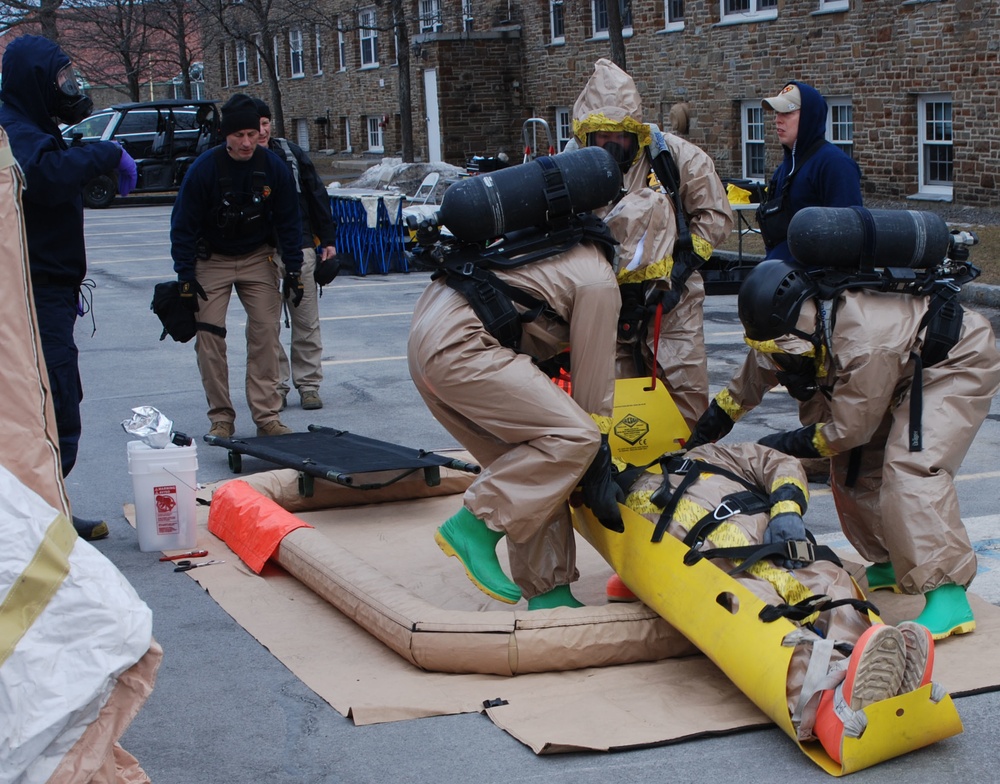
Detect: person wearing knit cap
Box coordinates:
(169, 92, 305, 438)
(252, 97, 338, 412)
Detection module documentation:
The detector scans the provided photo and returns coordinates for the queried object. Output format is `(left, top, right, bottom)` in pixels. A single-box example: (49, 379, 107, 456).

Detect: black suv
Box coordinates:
(62, 99, 220, 208)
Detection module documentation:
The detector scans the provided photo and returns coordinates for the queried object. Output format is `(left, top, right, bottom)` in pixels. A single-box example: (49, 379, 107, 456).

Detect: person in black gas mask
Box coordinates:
(0, 35, 137, 541)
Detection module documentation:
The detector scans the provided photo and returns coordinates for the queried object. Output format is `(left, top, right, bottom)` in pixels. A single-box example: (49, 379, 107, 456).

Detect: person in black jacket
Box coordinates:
(0, 35, 137, 541)
(253, 99, 337, 412)
(170, 93, 303, 439)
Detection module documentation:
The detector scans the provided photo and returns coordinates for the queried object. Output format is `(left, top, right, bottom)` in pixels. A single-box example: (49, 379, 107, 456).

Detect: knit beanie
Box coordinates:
(220, 93, 261, 135)
(252, 98, 271, 119)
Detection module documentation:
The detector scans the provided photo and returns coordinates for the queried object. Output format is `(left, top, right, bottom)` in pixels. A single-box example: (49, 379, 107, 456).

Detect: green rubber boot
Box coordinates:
(912, 583, 976, 641)
(527, 584, 585, 610)
(865, 562, 901, 593)
(434, 508, 521, 604)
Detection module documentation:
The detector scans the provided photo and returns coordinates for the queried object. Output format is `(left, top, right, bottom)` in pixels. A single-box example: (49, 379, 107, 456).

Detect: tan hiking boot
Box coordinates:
(301, 390, 323, 410)
(208, 421, 235, 439)
(256, 420, 293, 437)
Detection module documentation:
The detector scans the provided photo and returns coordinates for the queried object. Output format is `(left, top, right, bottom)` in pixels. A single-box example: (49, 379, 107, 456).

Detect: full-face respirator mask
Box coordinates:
(54, 65, 94, 125)
(586, 131, 639, 174)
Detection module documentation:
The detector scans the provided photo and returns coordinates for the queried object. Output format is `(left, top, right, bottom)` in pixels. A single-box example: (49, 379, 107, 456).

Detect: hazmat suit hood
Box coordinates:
(0, 35, 73, 140)
(780, 80, 828, 160)
(602, 189, 677, 284)
(573, 59, 651, 183)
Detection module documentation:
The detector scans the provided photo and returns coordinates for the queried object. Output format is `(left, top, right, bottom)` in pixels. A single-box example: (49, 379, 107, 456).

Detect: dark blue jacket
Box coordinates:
(169, 143, 303, 279)
(267, 137, 337, 249)
(765, 81, 863, 262)
(0, 35, 122, 285)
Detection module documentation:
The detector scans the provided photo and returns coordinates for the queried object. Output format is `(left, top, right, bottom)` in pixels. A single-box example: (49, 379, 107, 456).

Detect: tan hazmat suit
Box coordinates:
(407, 242, 620, 598)
(572, 58, 734, 428)
(625, 441, 871, 740)
(721, 290, 1000, 595)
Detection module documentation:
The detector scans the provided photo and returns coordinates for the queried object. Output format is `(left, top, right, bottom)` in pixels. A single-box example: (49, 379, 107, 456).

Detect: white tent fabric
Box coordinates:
(0, 466, 154, 783)
(0, 124, 159, 784)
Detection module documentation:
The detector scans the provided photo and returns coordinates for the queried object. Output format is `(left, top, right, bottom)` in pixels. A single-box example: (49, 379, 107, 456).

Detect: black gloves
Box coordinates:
(656, 285, 682, 316)
(685, 400, 735, 450)
(763, 512, 809, 569)
(579, 435, 625, 533)
(178, 279, 207, 312)
(758, 425, 823, 459)
(284, 272, 304, 307)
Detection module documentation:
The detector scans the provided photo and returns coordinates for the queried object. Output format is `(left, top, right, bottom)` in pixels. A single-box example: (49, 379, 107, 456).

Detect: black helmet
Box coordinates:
(738, 259, 818, 341)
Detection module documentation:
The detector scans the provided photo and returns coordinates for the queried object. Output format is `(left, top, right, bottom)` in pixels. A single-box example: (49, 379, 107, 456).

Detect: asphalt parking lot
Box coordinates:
(68, 204, 1000, 783)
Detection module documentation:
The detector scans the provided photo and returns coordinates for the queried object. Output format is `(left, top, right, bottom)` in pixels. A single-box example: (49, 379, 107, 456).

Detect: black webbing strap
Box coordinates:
(684, 539, 844, 575)
(437, 262, 561, 351)
(650, 456, 765, 544)
(758, 594, 880, 624)
(535, 156, 573, 227)
(681, 490, 770, 549)
(195, 321, 227, 338)
(908, 351, 924, 452)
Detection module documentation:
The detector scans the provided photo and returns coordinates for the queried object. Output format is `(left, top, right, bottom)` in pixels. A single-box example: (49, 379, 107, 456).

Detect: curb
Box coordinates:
(960, 282, 1000, 310)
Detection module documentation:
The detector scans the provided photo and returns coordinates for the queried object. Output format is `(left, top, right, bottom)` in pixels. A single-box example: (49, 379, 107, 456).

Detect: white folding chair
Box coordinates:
(406, 172, 440, 205)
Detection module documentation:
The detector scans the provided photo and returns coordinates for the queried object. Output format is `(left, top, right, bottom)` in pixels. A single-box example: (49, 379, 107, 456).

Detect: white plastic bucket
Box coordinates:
(127, 440, 199, 552)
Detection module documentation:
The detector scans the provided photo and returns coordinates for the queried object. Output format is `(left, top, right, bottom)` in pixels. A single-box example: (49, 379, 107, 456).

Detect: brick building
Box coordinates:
(205, 0, 1000, 208)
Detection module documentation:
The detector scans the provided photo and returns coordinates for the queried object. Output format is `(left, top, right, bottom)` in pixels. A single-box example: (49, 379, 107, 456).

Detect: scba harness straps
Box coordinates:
(427, 212, 618, 352)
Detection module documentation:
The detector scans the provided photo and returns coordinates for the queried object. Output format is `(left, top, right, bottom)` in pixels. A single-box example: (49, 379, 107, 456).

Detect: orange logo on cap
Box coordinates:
(780, 85, 796, 95)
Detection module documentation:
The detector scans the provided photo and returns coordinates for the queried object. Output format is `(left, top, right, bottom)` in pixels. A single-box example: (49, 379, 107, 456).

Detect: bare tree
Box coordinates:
(605, 0, 627, 71)
(146, 0, 202, 99)
(194, 0, 299, 136)
(389, 0, 413, 161)
(0, 0, 65, 41)
(60, 0, 152, 101)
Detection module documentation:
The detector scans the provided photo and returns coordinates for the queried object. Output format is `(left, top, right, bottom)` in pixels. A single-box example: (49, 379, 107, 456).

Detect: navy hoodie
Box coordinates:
(764, 81, 863, 262)
(0, 35, 122, 285)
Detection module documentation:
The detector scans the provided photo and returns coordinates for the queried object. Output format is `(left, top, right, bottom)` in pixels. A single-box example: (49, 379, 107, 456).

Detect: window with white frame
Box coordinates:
(273, 35, 281, 79)
(236, 40, 248, 84)
(593, 0, 633, 37)
(344, 117, 352, 152)
(289, 29, 304, 77)
(741, 100, 767, 180)
(315, 25, 323, 74)
(359, 9, 378, 67)
(664, 0, 684, 29)
(826, 98, 853, 158)
(550, 0, 565, 43)
(367, 116, 384, 152)
(462, 0, 474, 31)
(721, 0, 777, 24)
(917, 93, 953, 197)
(419, 0, 442, 32)
(555, 108, 573, 151)
(817, 0, 848, 12)
(221, 45, 230, 88)
(254, 34, 264, 82)
(337, 22, 346, 71)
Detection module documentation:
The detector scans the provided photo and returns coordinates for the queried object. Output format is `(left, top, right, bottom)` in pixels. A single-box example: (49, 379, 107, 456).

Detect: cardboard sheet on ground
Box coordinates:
(127, 469, 1000, 755)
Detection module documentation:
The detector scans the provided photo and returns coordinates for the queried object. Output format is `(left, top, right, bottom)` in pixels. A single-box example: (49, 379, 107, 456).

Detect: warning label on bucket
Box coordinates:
(154, 485, 180, 535)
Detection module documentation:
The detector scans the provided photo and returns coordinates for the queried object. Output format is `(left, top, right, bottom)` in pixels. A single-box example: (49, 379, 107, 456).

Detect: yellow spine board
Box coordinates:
(608, 377, 690, 468)
(572, 505, 964, 775)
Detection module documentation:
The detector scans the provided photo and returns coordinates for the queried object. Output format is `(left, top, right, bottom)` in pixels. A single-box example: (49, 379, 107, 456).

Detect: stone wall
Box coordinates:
(202, 0, 1000, 207)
